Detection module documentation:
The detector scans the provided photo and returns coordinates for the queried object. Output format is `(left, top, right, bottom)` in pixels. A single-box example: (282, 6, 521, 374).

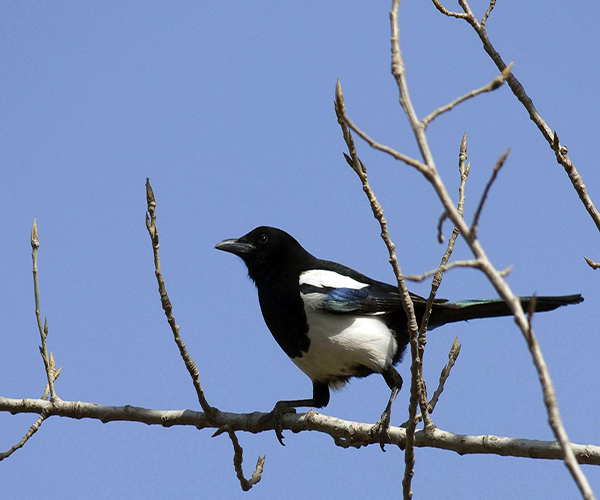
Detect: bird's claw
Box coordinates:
(259, 403, 296, 446)
(371, 410, 391, 452)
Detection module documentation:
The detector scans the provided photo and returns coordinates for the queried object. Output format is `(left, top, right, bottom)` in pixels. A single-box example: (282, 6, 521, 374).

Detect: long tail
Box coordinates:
(428, 294, 583, 329)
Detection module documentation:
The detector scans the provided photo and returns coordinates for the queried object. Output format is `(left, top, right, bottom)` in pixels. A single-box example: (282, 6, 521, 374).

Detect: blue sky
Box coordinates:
(1, 2, 599, 498)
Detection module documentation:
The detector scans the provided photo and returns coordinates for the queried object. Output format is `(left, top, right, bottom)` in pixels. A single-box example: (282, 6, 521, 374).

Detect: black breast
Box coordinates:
(256, 276, 310, 359)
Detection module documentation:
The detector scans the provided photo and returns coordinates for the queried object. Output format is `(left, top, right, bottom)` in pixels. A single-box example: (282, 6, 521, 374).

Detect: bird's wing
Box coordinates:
(299, 283, 439, 315)
(298, 266, 449, 315)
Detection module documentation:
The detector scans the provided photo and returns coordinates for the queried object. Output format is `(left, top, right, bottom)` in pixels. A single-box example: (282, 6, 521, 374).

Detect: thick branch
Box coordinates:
(1, 396, 599, 465)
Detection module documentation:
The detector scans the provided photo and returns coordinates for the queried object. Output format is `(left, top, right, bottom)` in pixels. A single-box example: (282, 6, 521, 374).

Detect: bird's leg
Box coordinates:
(260, 382, 330, 445)
(372, 366, 403, 451)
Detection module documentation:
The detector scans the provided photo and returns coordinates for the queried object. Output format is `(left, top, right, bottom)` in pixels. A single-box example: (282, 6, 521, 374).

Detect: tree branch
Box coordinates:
(31, 219, 59, 402)
(0, 408, 50, 462)
(471, 148, 509, 234)
(1, 396, 599, 465)
(335, 82, 424, 455)
(401, 337, 461, 428)
(422, 63, 513, 129)
(342, 1, 597, 497)
(144, 179, 214, 417)
(435, 0, 600, 256)
(213, 427, 265, 491)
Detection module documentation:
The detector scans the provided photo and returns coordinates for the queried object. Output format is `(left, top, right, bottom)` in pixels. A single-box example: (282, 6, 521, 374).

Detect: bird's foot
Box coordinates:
(371, 410, 391, 452)
(259, 402, 296, 446)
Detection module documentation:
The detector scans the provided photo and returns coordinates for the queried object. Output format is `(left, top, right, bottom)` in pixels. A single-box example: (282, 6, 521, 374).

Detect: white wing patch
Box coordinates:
(299, 269, 369, 290)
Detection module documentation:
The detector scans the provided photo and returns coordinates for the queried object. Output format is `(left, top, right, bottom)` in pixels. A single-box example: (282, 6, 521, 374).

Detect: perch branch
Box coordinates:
(1, 396, 599, 465)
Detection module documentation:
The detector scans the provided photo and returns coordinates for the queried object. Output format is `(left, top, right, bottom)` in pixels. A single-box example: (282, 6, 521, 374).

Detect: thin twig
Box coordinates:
(40, 363, 62, 400)
(335, 80, 422, 453)
(480, 0, 496, 27)
(471, 148, 509, 234)
(404, 259, 481, 283)
(354, 2, 596, 497)
(431, 0, 468, 20)
(0, 408, 50, 462)
(401, 337, 461, 427)
(31, 219, 59, 402)
(583, 256, 600, 270)
(422, 63, 513, 129)
(388, 3, 425, 497)
(214, 427, 265, 491)
(340, 106, 428, 174)
(436, 211, 448, 243)
(413, 132, 470, 434)
(427, 337, 461, 415)
(440, 0, 600, 253)
(144, 179, 214, 417)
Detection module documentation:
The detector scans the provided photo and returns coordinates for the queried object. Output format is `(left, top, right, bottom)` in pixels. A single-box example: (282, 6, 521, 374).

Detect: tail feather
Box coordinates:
(428, 294, 583, 329)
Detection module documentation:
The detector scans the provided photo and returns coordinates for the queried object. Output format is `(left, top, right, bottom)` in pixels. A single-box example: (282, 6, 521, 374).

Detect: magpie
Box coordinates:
(215, 226, 583, 446)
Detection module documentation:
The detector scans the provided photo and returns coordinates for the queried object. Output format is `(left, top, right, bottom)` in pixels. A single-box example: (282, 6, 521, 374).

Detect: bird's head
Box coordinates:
(215, 226, 311, 283)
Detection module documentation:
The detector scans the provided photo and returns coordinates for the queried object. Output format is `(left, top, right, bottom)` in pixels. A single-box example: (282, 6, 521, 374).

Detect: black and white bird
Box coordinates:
(215, 226, 583, 446)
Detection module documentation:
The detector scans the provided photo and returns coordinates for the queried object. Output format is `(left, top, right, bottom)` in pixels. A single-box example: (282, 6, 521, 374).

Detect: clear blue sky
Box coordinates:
(1, 2, 598, 498)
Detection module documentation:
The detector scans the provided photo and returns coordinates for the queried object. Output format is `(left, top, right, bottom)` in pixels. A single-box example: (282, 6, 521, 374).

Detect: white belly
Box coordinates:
(290, 307, 397, 385)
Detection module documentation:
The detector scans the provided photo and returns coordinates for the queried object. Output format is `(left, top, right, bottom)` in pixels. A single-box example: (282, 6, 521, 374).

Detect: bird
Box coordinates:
(215, 226, 583, 447)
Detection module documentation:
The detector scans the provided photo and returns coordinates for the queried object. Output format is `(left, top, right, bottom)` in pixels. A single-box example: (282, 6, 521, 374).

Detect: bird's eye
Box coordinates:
(258, 234, 268, 244)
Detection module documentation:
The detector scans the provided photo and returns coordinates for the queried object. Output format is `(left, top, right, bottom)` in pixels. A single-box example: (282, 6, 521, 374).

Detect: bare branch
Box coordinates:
(336, 79, 422, 455)
(481, 0, 496, 27)
(427, 337, 461, 414)
(436, 211, 448, 243)
(144, 179, 214, 417)
(401, 337, 462, 427)
(2, 396, 599, 464)
(378, 2, 596, 496)
(335, 82, 428, 174)
(41, 364, 62, 401)
(1, 348, 63, 462)
(422, 63, 513, 129)
(471, 148, 510, 234)
(404, 259, 481, 283)
(31, 219, 59, 402)
(388, 2, 428, 496)
(215, 427, 265, 492)
(413, 132, 471, 434)
(0, 408, 50, 462)
(437, 0, 600, 243)
(431, 0, 468, 19)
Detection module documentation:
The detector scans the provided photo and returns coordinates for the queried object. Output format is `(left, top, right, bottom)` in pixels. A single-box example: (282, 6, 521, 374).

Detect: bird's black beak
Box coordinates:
(215, 238, 255, 256)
